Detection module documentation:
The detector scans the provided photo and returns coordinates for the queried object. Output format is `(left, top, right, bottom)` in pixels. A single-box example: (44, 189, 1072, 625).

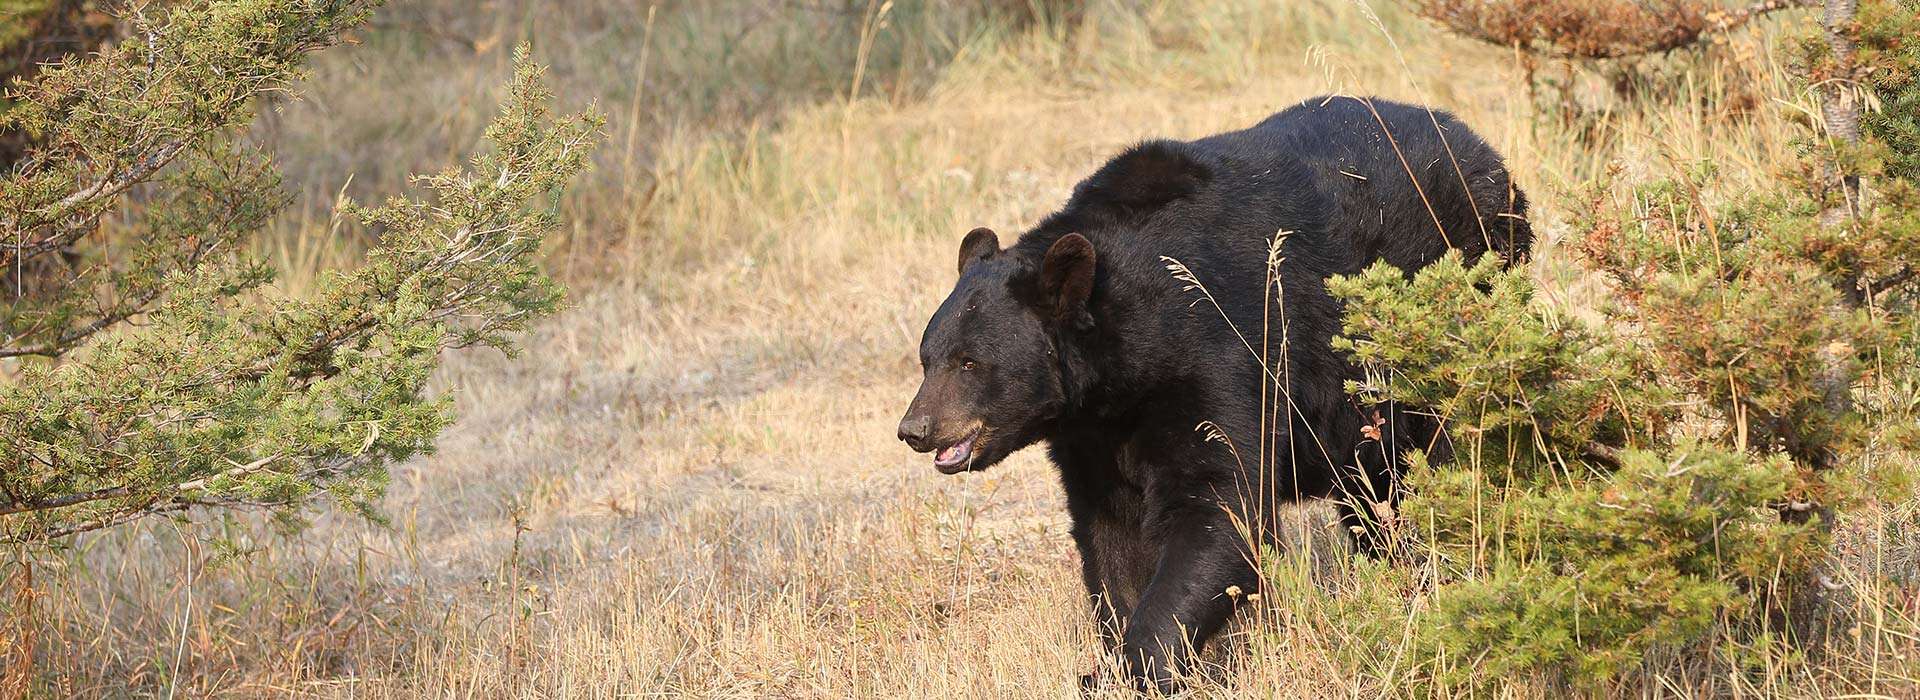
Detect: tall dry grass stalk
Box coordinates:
(1, 555, 31, 698)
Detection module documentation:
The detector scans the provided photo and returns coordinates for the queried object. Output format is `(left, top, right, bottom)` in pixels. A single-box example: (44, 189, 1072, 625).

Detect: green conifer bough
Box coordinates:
(0, 0, 604, 544)
(1324, 0, 1920, 689)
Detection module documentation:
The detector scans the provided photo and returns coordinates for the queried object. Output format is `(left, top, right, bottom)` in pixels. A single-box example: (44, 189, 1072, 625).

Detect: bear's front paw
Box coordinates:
(1113, 647, 1182, 695)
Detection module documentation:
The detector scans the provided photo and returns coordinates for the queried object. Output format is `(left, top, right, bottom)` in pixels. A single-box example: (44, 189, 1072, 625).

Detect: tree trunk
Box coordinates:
(1809, 0, 1860, 485)
(1779, 0, 1865, 644)
(1819, 0, 1862, 227)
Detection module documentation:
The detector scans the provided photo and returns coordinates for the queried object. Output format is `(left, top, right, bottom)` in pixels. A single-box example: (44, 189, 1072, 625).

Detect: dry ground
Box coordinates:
(27, 1, 1918, 697)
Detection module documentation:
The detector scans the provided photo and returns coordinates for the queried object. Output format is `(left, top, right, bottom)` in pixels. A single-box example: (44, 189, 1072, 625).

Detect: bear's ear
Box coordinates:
(1040, 233, 1096, 328)
(1074, 140, 1215, 217)
(957, 227, 999, 276)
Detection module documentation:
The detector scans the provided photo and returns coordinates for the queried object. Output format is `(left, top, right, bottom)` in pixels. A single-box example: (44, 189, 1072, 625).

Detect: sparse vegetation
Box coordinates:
(6, 0, 1920, 697)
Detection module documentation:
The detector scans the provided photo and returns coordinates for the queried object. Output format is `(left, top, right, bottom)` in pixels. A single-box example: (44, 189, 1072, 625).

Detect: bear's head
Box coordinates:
(897, 140, 1214, 473)
(897, 227, 1095, 473)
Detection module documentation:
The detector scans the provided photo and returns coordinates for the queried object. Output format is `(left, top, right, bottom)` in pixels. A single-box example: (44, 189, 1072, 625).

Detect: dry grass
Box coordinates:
(21, 0, 1920, 697)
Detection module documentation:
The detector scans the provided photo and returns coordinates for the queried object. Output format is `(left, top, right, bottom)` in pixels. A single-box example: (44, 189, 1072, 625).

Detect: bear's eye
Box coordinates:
(960, 360, 978, 372)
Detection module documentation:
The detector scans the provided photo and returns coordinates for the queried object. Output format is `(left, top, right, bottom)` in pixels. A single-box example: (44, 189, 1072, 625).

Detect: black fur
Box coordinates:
(898, 96, 1530, 690)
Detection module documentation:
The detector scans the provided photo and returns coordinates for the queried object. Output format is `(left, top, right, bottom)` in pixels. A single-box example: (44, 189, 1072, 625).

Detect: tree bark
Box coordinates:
(1810, 0, 1860, 482)
(1821, 0, 1862, 143)
(1819, 0, 1862, 227)
(1778, 0, 1865, 644)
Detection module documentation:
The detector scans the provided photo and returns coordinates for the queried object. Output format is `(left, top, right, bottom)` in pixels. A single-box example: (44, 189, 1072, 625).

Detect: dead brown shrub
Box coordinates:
(1415, 0, 1811, 59)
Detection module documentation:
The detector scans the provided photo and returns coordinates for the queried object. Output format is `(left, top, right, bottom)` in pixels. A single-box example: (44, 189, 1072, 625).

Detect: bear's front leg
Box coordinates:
(1116, 501, 1255, 691)
(1054, 443, 1157, 654)
(1070, 514, 1136, 653)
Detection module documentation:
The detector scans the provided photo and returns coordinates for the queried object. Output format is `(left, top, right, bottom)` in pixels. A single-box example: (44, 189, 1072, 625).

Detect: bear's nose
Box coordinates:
(898, 415, 934, 451)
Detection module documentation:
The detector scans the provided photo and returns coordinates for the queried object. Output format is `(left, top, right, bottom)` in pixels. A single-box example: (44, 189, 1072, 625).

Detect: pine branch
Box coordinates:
(1, 42, 603, 548)
(2, 0, 378, 328)
(0, 455, 281, 517)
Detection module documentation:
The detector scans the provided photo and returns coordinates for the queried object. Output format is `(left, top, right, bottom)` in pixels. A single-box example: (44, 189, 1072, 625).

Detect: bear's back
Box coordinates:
(1238, 96, 1531, 274)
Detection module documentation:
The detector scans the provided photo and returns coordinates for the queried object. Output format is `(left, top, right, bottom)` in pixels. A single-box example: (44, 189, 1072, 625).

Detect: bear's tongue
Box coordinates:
(934, 435, 975, 469)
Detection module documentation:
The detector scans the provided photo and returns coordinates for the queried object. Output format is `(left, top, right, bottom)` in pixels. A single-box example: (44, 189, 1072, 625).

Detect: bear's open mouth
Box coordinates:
(932, 430, 979, 473)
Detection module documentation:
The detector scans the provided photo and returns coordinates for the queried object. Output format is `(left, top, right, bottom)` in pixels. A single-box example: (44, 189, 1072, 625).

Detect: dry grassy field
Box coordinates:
(24, 0, 1920, 697)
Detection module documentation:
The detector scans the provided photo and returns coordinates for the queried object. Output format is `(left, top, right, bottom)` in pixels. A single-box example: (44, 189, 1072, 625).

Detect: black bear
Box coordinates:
(897, 95, 1530, 690)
